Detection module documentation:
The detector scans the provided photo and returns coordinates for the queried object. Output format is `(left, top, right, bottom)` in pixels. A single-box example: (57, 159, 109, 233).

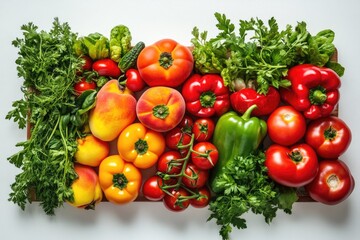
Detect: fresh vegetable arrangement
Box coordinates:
(6, 13, 355, 240)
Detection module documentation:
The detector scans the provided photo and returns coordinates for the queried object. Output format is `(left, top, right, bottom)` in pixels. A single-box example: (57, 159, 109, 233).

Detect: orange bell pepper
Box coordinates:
(99, 155, 142, 204)
(117, 123, 166, 169)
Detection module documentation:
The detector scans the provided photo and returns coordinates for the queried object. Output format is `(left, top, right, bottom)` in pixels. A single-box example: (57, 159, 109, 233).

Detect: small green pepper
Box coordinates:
(210, 104, 267, 193)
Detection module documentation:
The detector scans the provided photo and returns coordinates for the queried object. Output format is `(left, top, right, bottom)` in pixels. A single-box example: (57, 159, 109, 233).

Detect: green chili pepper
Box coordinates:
(210, 104, 267, 193)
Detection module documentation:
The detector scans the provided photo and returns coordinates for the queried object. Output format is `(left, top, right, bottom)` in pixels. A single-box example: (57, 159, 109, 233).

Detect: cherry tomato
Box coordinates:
(74, 78, 96, 95)
(190, 186, 211, 208)
(191, 142, 218, 170)
(192, 118, 215, 142)
(92, 58, 121, 78)
(163, 188, 190, 212)
(165, 127, 192, 156)
(142, 175, 165, 201)
(157, 151, 183, 175)
(181, 163, 209, 189)
(125, 69, 146, 92)
(265, 143, 319, 187)
(81, 55, 93, 71)
(177, 115, 194, 134)
(267, 106, 306, 146)
(306, 159, 355, 205)
(305, 116, 352, 159)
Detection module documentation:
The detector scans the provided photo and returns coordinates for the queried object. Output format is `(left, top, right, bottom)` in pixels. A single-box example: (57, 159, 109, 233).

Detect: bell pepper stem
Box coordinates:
(242, 104, 258, 120)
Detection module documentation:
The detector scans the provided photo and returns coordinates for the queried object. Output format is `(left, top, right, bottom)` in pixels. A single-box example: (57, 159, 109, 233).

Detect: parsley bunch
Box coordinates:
(6, 18, 85, 215)
(191, 13, 344, 94)
(207, 151, 298, 240)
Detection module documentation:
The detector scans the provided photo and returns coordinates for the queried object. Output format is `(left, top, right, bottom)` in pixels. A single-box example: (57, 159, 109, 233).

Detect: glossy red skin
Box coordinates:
(265, 143, 319, 187)
(280, 64, 341, 119)
(163, 188, 190, 212)
(165, 127, 192, 156)
(177, 115, 194, 134)
(190, 186, 211, 208)
(82, 55, 93, 71)
(181, 163, 209, 189)
(267, 105, 307, 146)
(306, 159, 355, 205)
(92, 58, 121, 78)
(191, 142, 218, 170)
(192, 118, 215, 142)
(74, 78, 96, 95)
(142, 175, 165, 201)
(182, 74, 230, 118)
(305, 116, 352, 159)
(125, 69, 146, 92)
(157, 151, 183, 175)
(230, 87, 280, 116)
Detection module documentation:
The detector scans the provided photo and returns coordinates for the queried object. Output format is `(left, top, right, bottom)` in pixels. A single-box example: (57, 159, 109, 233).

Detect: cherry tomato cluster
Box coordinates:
(264, 105, 354, 205)
(71, 37, 354, 210)
(142, 115, 219, 211)
(74, 55, 146, 95)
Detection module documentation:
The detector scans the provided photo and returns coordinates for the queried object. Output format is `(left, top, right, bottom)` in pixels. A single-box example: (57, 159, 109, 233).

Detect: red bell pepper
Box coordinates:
(230, 86, 280, 116)
(181, 74, 230, 118)
(280, 64, 341, 119)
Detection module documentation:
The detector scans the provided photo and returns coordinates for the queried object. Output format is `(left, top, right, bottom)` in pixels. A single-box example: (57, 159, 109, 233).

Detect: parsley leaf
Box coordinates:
(207, 151, 298, 240)
(191, 13, 344, 94)
(7, 18, 84, 215)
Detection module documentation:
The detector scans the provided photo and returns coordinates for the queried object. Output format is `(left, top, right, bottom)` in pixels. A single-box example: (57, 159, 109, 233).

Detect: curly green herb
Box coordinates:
(6, 18, 87, 215)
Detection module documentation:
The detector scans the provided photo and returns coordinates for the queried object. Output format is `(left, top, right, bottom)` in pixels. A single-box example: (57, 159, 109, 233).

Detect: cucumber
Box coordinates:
(119, 41, 145, 72)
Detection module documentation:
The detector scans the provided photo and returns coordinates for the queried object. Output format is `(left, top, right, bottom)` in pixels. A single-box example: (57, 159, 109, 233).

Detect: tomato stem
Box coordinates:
(288, 150, 303, 163)
(159, 52, 173, 69)
(324, 126, 337, 141)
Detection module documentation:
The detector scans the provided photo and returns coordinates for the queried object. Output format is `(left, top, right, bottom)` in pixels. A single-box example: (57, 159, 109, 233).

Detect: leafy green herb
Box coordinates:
(207, 151, 298, 240)
(6, 18, 87, 215)
(191, 13, 344, 94)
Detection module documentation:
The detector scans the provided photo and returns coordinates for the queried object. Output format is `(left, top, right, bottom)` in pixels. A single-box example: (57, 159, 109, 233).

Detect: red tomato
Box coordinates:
(165, 127, 192, 156)
(305, 116, 352, 159)
(125, 69, 146, 92)
(265, 143, 319, 187)
(74, 78, 96, 95)
(267, 106, 306, 146)
(306, 159, 355, 205)
(157, 151, 183, 175)
(137, 38, 194, 87)
(92, 58, 121, 78)
(181, 163, 209, 189)
(163, 188, 190, 212)
(81, 55, 93, 71)
(192, 118, 215, 142)
(142, 175, 165, 201)
(190, 186, 211, 208)
(177, 115, 194, 134)
(191, 142, 218, 170)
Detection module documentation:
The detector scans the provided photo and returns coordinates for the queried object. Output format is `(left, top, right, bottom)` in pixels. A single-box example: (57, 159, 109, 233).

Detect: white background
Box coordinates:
(1, 0, 359, 239)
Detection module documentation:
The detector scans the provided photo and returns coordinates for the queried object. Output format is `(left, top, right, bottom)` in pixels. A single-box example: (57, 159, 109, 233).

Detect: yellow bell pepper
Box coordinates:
(99, 155, 142, 204)
(117, 122, 165, 169)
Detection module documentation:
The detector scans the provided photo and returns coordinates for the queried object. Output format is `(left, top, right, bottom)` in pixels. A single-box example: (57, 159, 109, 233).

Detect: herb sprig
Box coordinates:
(6, 18, 86, 215)
(191, 13, 344, 94)
(207, 151, 298, 240)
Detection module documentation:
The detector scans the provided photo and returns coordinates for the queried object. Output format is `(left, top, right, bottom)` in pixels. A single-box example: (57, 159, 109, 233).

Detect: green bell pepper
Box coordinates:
(210, 104, 267, 193)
